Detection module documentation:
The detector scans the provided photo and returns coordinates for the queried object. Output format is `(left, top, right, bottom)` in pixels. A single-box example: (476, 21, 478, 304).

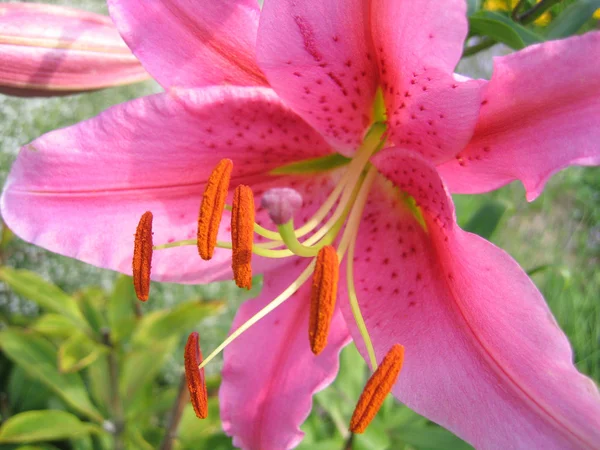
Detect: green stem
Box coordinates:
(159, 374, 189, 450)
(102, 330, 124, 450)
(512, 0, 562, 25)
(462, 37, 497, 58)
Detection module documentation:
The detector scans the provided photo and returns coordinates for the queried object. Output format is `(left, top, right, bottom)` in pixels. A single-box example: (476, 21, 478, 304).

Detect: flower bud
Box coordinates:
(0, 3, 149, 96)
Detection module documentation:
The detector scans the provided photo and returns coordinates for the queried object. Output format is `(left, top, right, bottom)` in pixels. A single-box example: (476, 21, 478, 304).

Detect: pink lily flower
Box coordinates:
(0, 2, 149, 96)
(2, 0, 600, 448)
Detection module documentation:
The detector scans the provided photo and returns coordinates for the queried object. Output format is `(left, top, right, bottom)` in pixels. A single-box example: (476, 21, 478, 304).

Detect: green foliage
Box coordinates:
(546, 0, 600, 38)
(469, 10, 544, 49)
(0, 411, 101, 444)
(0, 267, 225, 450)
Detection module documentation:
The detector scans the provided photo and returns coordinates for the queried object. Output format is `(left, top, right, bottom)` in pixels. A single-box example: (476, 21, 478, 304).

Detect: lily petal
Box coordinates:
(339, 149, 600, 448)
(370, 0, 481, 163)
(256, 0, 378, 154)
(107, 0, 267, 89)
(220, 261, 350, 450)
(0, 2, 148, 96)
(437, 32, 600, 200)
(1, 86, 335, 284)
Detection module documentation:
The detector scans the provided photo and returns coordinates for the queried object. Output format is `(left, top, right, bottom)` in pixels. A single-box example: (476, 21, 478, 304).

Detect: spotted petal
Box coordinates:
(370, 0, 481, 163)
(220, 261, 351, 450)
(1, 86, 335, 284)
(337, 149, 600, 448)
(438, 32, 600, 200)
(257, 0, 379, 154)
(108, 0, 267, 88)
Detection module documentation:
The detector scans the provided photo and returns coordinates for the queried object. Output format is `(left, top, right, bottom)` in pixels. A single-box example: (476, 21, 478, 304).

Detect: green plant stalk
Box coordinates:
(512, 0, 562, 24)
(159, 374, 189, 450)
(102, 330, 124, 450)
(463, 0, 562, 57)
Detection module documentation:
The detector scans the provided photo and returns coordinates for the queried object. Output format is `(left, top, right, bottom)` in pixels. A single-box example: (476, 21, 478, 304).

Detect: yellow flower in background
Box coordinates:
(593, 8, 600, 19)
(483, 0, 552, 26)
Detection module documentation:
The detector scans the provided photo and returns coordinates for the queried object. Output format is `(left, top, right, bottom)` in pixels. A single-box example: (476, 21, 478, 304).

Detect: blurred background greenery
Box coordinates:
(0, 0, 598, 449)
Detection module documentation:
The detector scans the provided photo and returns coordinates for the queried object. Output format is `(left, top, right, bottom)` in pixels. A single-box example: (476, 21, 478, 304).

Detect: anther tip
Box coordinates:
(260, 187, 303, 225)
(232, 185, 255, 290)
(349, 343, 405, 433)
(133, 211, 153, 302)
(184, 331, 208, 419)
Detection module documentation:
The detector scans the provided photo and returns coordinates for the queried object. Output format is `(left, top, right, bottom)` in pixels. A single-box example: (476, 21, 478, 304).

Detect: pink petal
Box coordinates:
(1, 86, 335, 284)
(220, 261, 351, 450)
(107, 0, 267, 89)
(371, 0, 481, 163)
(438, 32, 600, 200)
(0, 2, 148, 96)
(338, 148, 600, 448)
(256, 0, 378, 154)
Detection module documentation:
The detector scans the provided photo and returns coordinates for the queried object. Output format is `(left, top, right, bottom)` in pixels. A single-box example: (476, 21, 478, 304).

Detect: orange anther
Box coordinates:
(309, 246, 339, 355)
(350, 344, 405, 433)
(231, 185, 255, 289)
(197, 159, 233, 260)
(184, 332, 208, 419)
(132, 211, 153, 302)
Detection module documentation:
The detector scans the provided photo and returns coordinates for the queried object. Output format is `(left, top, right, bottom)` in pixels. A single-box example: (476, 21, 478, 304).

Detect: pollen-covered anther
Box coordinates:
(309, 246, 339, 355)
(231, 185, 255, 290)
(184, 332, 209, 419)
(350, 344, 405, 433)
(132, 211, 153, 302)
(197, 159, 233, 260)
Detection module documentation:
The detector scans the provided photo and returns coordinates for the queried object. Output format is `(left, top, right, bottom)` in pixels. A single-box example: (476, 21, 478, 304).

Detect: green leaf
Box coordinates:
(14, 446, 62, 450)
(0, 267, 86, 326)
(58, 332, 108, 373)
(131, 300, 224, 346)
(467, 0, 481, 16)
(353, 422, 391, 450)
(397, 426, 472, 450)
(120, 337, 178, 414)
(469, 11, 543, 49)
(124, 427, 154, 450)
(107, 275, 138, 344)
(546, 0, 600, 39)
(8, 366, 52, 413)
(32, 314, 80, 339)
(178, 401, 224, 450)
(0, 329, 103, 422)
(0, 410, 100, 443)
(463, 200, 509, 240)
(85, 355, 111, 416)
(75, 287, 107, 335)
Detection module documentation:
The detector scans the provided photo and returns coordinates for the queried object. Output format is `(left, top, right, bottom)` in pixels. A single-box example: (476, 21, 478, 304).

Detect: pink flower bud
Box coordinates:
(0, 3, 149, 97)
(260, 188, 303, 225)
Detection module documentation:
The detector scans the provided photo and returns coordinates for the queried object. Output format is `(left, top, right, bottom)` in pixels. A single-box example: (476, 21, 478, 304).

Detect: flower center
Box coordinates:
(133, 117, 404, 432)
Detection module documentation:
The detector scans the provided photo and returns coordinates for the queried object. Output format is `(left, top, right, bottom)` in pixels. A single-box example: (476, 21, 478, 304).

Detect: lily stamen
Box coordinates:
(309, 245, 339, 355)
(184, 332, 209, 419)
(132, 211, 153, 302)
(197, 158, 233, 260)
(231, 185, 255, 290)
(350, 344, 405, 433)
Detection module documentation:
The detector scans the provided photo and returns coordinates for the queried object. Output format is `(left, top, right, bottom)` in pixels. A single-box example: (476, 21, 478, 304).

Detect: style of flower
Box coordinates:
(2, 0, 600, 449)
(0, 2, 148, 96)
